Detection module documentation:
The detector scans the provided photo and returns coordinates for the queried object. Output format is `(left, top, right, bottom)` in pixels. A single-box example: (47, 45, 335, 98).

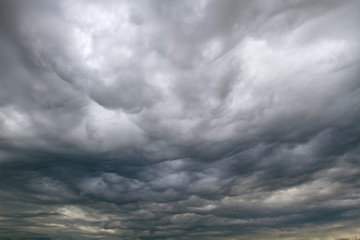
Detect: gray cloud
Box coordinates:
(0, 0, 360, 239)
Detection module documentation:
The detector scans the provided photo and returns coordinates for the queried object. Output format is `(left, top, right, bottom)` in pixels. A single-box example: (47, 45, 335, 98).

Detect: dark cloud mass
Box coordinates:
(0, 0, 360, 239)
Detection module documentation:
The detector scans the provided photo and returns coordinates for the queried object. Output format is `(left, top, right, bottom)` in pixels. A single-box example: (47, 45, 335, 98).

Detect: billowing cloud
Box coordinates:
(0, 0, 360, 239)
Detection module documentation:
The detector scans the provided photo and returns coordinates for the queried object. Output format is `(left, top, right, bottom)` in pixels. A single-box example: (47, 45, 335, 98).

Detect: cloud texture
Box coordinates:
(0, 0, 360, 239)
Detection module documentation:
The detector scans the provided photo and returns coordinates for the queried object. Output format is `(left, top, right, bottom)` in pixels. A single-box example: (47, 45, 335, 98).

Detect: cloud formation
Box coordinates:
(0, 0, 360, 239)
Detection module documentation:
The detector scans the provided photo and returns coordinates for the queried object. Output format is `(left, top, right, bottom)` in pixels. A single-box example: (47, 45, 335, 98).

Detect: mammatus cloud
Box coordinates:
(0, 0, 360, 239)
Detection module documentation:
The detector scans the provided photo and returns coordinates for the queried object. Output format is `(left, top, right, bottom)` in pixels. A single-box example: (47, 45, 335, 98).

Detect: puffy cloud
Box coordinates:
(0, 0, 360, 239)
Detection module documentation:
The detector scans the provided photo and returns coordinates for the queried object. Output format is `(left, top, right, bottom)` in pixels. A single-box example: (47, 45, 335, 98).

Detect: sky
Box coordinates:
(0, 0, 360, 239)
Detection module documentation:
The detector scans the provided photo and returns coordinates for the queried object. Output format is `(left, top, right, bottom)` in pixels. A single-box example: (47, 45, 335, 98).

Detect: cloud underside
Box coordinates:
(0, 0, 360, 239)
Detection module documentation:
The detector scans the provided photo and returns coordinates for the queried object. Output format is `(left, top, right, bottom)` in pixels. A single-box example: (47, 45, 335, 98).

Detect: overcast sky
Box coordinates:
(0, 0, 360, 239)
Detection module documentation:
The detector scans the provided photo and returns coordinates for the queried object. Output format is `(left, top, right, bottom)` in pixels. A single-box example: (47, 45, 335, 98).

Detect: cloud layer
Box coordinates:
(0, 0, 360, 239)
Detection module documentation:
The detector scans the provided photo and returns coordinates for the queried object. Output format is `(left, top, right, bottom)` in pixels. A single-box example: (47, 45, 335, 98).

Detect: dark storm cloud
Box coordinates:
(1, 0, 360, 239)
